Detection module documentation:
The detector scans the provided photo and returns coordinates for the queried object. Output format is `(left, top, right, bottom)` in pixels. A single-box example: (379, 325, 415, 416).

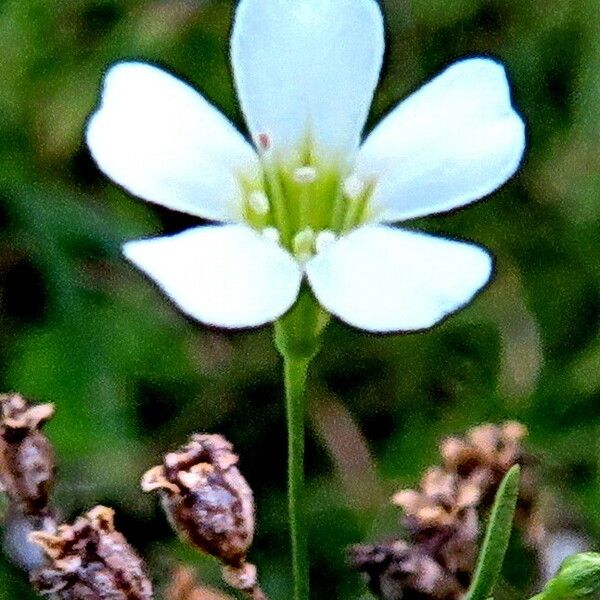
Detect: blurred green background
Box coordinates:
(0, 0, 599, 598)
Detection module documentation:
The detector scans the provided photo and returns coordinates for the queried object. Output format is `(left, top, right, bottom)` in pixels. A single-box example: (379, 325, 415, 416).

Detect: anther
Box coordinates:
(292, 227, 316, 262)
(293, 166, 318, 184)
(257, 133, 271, 151)
(315, 230, 337, 254)
(248, 191, 270, 216)
(261, 227, 280, 245)
(343, 174, 366, 200)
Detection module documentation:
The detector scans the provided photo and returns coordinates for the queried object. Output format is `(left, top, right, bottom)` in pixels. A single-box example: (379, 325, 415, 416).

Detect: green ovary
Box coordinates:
(240, 153, 374, 261)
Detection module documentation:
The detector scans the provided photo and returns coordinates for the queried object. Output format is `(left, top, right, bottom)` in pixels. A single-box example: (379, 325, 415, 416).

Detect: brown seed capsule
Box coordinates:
(440, 421, 527, 500)
(29, 506, 153, 600)
(350, 421, 535, 600)
(141, 434, 254, 568)
(0, 393, 56, 516)
(349, 541, 463, 600)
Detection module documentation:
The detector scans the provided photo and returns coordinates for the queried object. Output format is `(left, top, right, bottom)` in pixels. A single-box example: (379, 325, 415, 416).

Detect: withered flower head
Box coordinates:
(393, 468, 481, 528)
(141, 434, 254, 569)
(29, 505, 153, 600)
(0, 393, 56, 516)
(349, 541, 463, 600)
(350, 422, 533, 600)
(440, 422, 527, 500)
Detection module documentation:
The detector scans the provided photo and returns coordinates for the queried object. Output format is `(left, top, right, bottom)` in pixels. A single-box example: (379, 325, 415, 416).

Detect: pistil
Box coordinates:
(244, 147, 375, 261)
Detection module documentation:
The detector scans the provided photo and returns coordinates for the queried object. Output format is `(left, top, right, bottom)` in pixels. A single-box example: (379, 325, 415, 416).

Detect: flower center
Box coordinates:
(240, 139, 374, 261)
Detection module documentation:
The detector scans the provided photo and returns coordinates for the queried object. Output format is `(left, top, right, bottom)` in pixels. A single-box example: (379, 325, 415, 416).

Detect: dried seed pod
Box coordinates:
(141, 434, 254, 568)
(349, 541, 463, 600)
(393, 468, 481, 529)
(30, 505, 153, 600)
(440, 421, 527, 502)
(350, 422, 535, 600)
(142, 435, 268, 600)
(0, 393, 56, 515)
(440, 421, 536, 533)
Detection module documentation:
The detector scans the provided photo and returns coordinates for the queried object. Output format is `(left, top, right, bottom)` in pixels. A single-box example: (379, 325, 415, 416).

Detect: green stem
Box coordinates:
(275, 288, 329, 600)
(284, 354, 310, 600)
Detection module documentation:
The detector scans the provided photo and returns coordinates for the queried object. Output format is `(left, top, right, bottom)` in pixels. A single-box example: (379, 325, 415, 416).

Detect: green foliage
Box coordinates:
(531, 552, 600, 600)
(0, 1, 599, 599)
(466, 465, 520, 600)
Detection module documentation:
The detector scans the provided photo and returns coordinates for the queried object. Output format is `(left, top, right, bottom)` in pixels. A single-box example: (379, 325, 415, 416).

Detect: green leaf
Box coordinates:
(465, 465, 521, 600)
(528, 552, 600, 600)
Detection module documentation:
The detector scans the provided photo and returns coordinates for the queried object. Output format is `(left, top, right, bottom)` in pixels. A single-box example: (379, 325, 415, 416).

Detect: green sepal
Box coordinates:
(274, 286, 329, 361)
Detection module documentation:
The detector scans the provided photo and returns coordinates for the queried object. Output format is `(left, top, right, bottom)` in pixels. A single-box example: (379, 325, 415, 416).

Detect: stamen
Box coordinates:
(343, 174, 366, 200)
(293, 166, 318, 184)
(292, 227, 316, 262)
(315, 230, 337, 254)
(262, 227, 281, 245)
(248, 191, 270, 216)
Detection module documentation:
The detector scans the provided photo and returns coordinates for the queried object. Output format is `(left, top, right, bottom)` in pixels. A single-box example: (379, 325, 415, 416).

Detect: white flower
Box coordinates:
(86, 0, 525, 332)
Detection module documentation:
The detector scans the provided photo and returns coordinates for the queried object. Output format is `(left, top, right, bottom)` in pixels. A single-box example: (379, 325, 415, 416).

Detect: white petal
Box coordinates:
(123, 225, 302, 328)
(231, 0, 384, 159)
(357, 58, 526, 222)
(87, 62, 260, 222)
(306, 225, 492, 332)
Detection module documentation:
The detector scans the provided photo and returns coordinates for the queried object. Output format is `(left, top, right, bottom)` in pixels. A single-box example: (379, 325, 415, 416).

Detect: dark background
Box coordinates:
(0, 0, 599, 598)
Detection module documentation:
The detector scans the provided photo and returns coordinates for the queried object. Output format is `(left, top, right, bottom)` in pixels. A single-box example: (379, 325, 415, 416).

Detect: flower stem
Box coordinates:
(275, 287, 329, 600)
(284, 353, 310, 600)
